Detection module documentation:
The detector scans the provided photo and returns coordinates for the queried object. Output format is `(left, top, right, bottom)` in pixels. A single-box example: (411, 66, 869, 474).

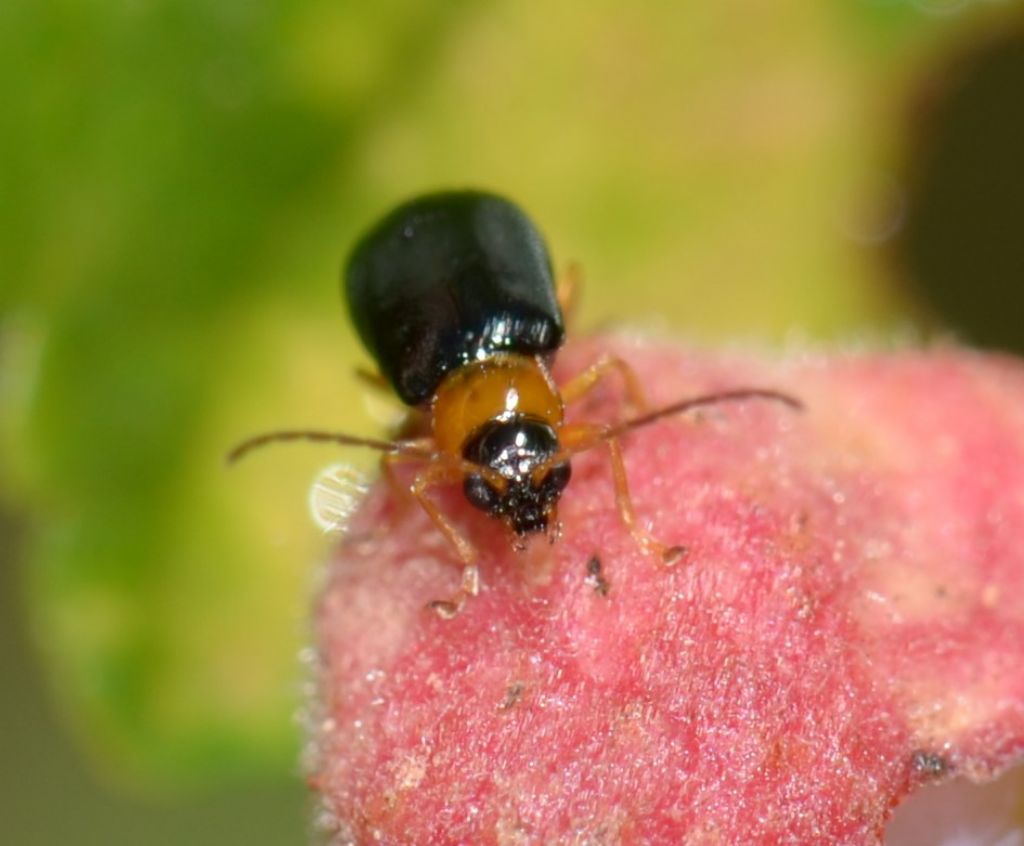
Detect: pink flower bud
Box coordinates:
(310, 338, 1024, 844)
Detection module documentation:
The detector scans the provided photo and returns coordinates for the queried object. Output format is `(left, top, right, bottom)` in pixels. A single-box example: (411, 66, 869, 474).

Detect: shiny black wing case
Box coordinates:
(344, 191, 565, 405)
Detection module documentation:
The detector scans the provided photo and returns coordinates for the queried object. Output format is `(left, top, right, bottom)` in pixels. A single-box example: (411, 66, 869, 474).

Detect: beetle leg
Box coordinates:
(557, 261, 583, 327)
(602, 435, 685, 565)
(560, 353, 649, 416)
(409, 461, 477, 564)
(380, 438, 435, 511)
(426, 565, 480, 620)
(408, 461, 482, 617)
(354, 367, 392, 392)
(385, 453, 503, 618)
(557, 423, 684, 566)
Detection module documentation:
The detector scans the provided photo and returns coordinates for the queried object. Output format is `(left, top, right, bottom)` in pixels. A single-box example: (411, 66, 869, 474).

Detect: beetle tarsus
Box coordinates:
(426, 564, 480, 619)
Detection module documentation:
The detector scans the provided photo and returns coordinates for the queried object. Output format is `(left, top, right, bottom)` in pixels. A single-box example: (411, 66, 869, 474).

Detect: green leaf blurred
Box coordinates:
(0, 0, 1013, 790)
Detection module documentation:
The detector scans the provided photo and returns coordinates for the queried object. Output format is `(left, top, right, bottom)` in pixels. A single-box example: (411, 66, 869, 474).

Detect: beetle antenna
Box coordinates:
(605, 388, 803, 441)
(226, 430, 433, 464)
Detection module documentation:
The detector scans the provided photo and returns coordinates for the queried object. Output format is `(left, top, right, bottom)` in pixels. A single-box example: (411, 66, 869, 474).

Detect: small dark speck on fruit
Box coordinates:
(586, 555, 610, 597)
(500, 681, 525, 711)
(663, 545, 688, 567)
(911, 749, 950, 780)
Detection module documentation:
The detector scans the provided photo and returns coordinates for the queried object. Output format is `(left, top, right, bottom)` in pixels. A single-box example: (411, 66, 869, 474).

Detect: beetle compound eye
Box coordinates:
(464, 473, 502, 514)
(538, 462, 571, 499)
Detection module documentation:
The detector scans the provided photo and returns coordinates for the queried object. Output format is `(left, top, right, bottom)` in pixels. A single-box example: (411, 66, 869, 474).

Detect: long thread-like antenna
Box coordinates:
(605, 387, 803, 440)
(226, 430, 433, 464)
(228, 390, 802, 466)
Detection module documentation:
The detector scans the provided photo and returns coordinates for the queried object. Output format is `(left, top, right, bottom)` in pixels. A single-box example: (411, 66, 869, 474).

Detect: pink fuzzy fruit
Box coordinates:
(309, 337, 1024, 845)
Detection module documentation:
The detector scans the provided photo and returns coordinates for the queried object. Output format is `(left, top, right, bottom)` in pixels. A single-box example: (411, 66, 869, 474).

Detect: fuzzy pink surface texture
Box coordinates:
(309, 338, 1024, 845)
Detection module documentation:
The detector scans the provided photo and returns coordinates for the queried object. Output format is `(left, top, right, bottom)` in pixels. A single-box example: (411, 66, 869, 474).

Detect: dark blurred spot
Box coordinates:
(897, 23, 1024, 354)
(663, 545, 688, 566)
(499, 682, 525, 711)
(586, 555, 610, 597)
(911, 749, 950, 781)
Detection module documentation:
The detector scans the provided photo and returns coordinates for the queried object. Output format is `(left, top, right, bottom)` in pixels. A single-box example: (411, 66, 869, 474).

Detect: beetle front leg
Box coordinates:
(557, 423, 684, 566)
(409, 461, 481, 618)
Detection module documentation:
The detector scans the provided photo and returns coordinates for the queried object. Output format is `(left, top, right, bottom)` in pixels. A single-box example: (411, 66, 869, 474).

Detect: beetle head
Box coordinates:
(462, 417, 571, 537)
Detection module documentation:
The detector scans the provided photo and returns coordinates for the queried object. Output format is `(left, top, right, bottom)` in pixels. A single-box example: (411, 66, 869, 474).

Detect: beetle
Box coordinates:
(230, 190, 801, 615)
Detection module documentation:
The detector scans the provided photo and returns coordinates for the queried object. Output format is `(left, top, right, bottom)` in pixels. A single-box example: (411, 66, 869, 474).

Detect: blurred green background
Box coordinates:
(2, 2, 1023, 843)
